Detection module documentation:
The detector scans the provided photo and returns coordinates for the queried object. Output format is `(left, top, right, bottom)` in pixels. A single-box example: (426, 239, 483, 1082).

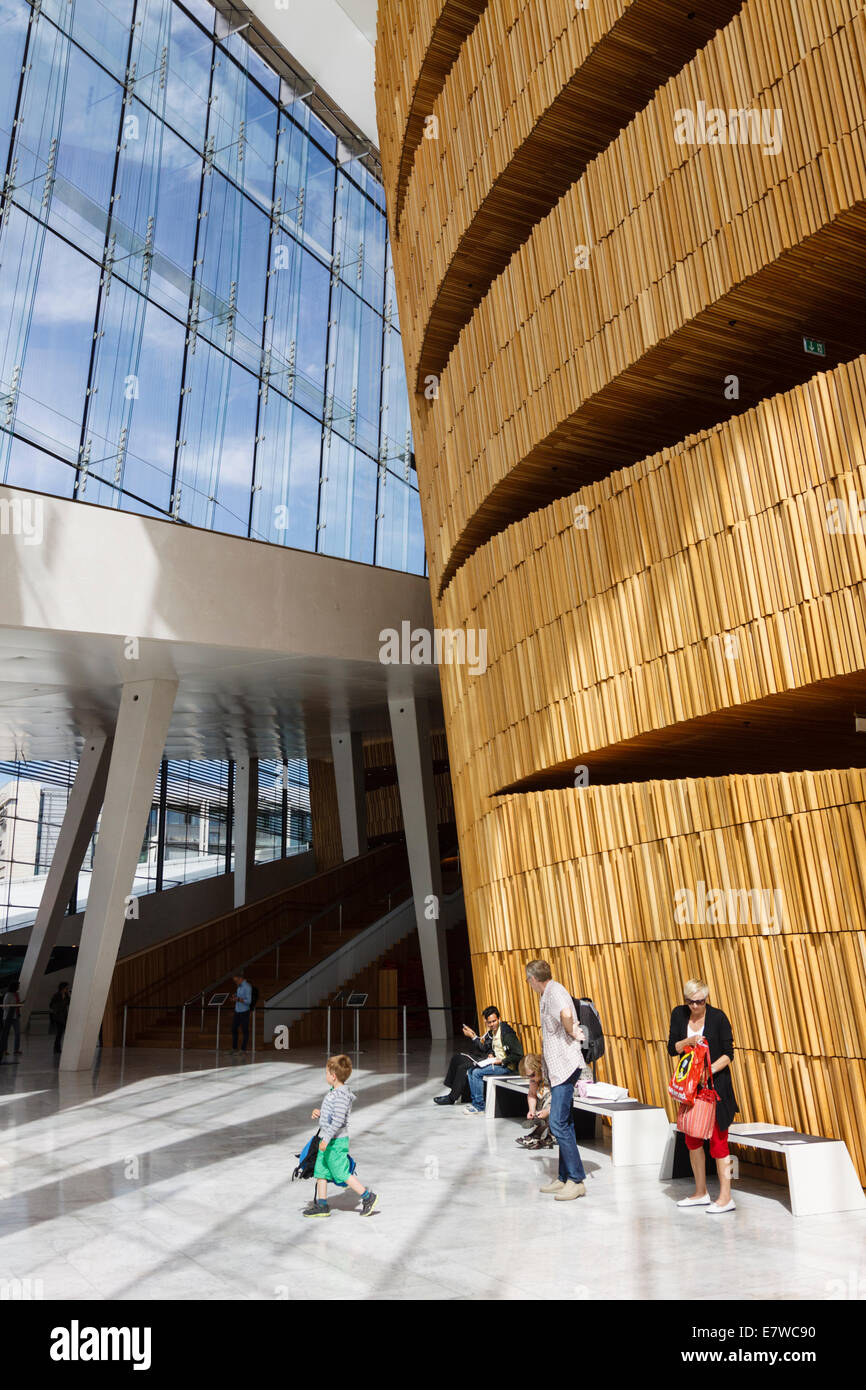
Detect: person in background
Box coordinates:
(667, 978, 738, 1214)
(516, 1053, 553, 1149)
(49, 981, 70, 1057)
(464, 1006, 524, 1113)
(525, 960, 588, 1201)
(230, 972, 252, 1056)
(434, 1006, 522, 1106)
(0, 980, 22, 1060)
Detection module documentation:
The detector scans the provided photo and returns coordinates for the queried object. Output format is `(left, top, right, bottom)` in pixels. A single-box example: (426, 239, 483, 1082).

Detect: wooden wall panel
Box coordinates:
(378, 1, 866, 1187)
(409, 0, 866, 591)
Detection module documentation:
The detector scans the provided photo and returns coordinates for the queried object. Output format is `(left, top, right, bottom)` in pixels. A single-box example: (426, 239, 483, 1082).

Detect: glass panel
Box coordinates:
(4, 215, 99, 460)
(114, 99, 200, 316)
(318, 436, 375, 564)
(197, 169, 268, 369)
(256, 760, 283, 863)
(0, 1, 28, 175)
(250, 393, 320, 550)
(5, 437, 75, 498)
(177, 343, 257, 535)
(376, 468, 426, 575)
(133, 0, 213, 151)
(83, 285, 184, 514)
(210, 46, 277, 211)
(162, 759, 230, 888)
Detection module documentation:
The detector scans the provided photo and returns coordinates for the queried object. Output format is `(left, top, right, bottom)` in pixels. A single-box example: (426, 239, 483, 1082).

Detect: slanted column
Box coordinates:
(60, 680, 177, 1071)
(330, 728, 367, 861)
(18, 733, 113, 1029)
(233, 757, 258, 908)
(388, 696, 450, 1039)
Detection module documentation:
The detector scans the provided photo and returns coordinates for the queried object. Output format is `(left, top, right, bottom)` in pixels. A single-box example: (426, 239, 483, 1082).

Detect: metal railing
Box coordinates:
(184, 878, 412, 1030)
(119, 1002, 473, 1067)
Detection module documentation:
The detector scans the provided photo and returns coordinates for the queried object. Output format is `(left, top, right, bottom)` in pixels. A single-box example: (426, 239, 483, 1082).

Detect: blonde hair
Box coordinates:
(683, 979, 709, 1000)
(520, 1053, 547, 1084)
(327, 1053, 353, 1083)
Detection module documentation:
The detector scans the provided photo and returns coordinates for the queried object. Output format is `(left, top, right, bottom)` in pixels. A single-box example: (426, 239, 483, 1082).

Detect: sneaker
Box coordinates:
(302, 1201, 330, 1218)
(706, 1200, 736, 1214)
(359, 1190, 378, 1217)
(677, 1194, 711, 1207)
(539, 1179, 566, 1194)
(554, 1180, 586, 1201)
(463, 1105, 482, 1114)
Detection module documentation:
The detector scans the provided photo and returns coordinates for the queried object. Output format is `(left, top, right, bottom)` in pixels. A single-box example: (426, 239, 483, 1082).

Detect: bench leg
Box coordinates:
(784, 1142, 866, 1217)
(659, 1125, 678, 1180)
(611, 1108, 673, 1166)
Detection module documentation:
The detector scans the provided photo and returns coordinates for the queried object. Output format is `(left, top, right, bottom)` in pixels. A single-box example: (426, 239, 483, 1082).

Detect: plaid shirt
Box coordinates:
(539, 980, 584, 1086)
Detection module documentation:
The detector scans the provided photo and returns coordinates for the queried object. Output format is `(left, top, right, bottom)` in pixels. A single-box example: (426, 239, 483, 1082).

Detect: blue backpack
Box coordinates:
(292, 1131, 356, 1186)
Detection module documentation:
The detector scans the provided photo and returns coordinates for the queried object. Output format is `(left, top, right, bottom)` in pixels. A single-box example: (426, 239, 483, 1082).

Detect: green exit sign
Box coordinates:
(803, 337, 826, 356)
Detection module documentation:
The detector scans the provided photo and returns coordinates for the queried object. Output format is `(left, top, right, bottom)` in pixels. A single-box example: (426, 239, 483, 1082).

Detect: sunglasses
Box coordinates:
(685, 997, 708, 1006)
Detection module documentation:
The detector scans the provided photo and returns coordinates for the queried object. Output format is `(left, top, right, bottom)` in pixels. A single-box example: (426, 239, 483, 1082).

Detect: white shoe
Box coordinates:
(677, 1194, 711, 1207)
(706, 1200, 736, 1214)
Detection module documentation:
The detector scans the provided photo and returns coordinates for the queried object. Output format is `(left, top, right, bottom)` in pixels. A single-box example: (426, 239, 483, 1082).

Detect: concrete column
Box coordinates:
(388, 696, 450, 1040)
(233, 757, 258, 909)
(330, 728, 367, 861)
(18, 733, 113, 1028)
(60, 679, 177, 1071)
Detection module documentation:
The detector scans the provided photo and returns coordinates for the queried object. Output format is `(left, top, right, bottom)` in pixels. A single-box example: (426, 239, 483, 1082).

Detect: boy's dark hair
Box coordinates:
(327, 1053, 353, 1083)
(482, 1006, 501, 1020)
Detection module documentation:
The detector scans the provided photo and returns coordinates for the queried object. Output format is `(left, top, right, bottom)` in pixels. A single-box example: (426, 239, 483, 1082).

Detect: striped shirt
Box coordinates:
(539, 980, 585, 1087)
(318, 1085, 356, 1144)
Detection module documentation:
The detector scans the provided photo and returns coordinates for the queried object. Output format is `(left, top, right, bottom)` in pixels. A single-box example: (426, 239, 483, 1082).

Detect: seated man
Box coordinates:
(434, 1006, 523, 1107)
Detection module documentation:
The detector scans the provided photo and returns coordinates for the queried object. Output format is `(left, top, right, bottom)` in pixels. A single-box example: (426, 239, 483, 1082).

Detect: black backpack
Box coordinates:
(292, 1131, 320, 1181)
(249, 983, 259, 1010)
(572, 996, 605, 1064)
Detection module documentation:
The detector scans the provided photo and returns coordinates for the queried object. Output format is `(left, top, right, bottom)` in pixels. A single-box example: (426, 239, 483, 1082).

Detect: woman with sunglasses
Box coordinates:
(667, 978, 738, 1214)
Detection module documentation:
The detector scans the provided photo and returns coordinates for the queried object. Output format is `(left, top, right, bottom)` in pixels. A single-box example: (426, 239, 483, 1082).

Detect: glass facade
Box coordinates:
(0, 755, 311, 931)
(0, 0, 424, 573)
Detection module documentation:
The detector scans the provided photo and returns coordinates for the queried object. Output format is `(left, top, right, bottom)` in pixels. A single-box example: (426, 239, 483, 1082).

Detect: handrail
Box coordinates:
(185, 877, 412, 1007)
(121, 846, 404, 1008)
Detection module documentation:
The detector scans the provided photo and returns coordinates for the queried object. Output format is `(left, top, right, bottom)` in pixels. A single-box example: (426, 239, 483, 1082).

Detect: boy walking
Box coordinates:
(304, 1054, 378, 1218)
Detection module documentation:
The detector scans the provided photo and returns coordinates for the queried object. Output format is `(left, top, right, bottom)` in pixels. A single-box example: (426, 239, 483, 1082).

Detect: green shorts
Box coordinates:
(314, 1135, 351, 1184)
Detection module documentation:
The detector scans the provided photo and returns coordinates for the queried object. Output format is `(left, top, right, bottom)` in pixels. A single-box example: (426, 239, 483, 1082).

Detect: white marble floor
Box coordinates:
(0, 1039, 863, 1301)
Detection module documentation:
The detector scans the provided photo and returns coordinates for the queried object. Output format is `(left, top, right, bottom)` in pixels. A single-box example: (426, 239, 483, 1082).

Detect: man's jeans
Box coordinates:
(468, 1063, 512, 1110)
(549, 1066, 587, 1183)
(232, 1011, 250, 1051)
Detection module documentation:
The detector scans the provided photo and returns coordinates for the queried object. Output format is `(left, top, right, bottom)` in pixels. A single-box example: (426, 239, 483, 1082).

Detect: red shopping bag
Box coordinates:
(669, 1039, 710, 1105)
(677, 1087, 719, 1140)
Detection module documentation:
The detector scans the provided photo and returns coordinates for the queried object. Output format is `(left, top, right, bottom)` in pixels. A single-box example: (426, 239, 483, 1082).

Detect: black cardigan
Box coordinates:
(477, 1021, 524, 1073)
(667, 1003, 739, 1131)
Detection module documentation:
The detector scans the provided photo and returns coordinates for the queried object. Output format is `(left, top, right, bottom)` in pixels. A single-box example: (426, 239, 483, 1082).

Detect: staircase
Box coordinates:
(110, 844, 409, 1048)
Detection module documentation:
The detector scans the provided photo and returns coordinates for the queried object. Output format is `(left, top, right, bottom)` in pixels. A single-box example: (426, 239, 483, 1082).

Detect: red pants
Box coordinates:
(685, 1122, 730, 1158)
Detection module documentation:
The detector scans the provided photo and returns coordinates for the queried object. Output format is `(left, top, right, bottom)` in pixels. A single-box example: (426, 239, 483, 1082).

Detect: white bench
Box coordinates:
(658, 1121, 866, 1217)
(483, 1074, 671, 1167)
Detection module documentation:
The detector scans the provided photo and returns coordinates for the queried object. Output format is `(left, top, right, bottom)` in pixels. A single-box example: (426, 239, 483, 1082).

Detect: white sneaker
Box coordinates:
(706, 1200, 736, 1214)
(677, 1194, 711, 1207)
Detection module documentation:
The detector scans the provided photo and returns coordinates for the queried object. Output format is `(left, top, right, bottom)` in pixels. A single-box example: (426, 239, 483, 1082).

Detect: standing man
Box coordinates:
(231, 971, 252, 1055)
(0, 980, 22, 1060)
(49, 981, 70, 1057)
(525, 960, 587, 1202)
